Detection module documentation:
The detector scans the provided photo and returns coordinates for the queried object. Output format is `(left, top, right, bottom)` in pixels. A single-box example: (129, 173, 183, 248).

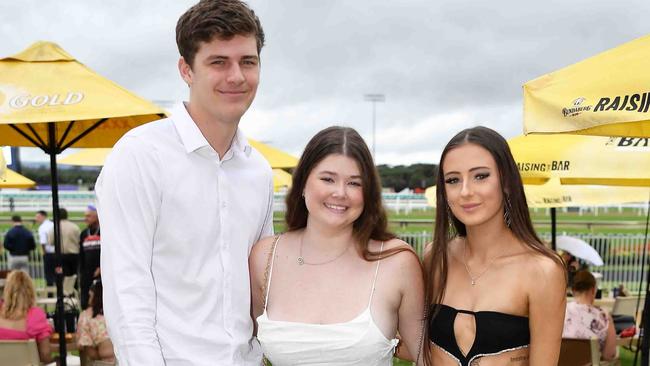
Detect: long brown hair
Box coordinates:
(422, 126, 564, 365)
(0, 270, 36, 320)
(285, 126, 403, 260)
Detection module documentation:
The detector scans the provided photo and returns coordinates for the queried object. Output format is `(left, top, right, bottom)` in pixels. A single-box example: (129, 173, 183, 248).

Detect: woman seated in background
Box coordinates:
(0, 270, 54, 363)
(77, 278, 115, 363)
(563, 270, 617, 361)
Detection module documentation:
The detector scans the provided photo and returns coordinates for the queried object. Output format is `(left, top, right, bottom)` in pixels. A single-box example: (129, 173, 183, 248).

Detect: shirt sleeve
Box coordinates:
(96, 136, 165, 365)
(38, 226, 48, 246)
(46, 227, 54, 247)
(257, 170, 275, 242)
(3, 230, 12, 251)
(26, 307, 53, 341)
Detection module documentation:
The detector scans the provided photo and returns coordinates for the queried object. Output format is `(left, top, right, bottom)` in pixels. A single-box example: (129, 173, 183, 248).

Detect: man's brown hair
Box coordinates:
(176, 0, 265, 68)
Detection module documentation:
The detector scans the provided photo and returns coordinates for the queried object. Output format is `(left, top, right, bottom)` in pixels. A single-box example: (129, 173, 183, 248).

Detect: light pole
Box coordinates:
(364, 93, 385, 158)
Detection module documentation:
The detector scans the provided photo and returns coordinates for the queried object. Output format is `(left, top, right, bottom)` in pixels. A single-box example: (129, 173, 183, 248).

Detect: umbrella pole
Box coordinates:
(551, 207, 557, 250)
(48, 123, 67, 366)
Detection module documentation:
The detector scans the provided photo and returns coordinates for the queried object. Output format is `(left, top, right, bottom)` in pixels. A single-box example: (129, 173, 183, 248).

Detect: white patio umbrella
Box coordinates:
(556, 235, 604, 266)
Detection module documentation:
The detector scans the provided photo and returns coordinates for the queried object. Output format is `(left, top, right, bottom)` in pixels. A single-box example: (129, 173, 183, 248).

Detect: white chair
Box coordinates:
(612, 296, 643, 318)
(0, 339, 41, 366)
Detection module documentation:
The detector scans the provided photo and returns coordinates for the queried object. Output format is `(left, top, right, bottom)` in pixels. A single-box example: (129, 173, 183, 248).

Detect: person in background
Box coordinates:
(560, 250, 580, 288)
(35, 210, 55, 286)
(46, 208, 80, 277)
(77, 278, 115, 363)
(3, 215, 36, 272)
(79, 205, 101, 309)
(0, 270, 54, 364)
(563, 270, 617, 361)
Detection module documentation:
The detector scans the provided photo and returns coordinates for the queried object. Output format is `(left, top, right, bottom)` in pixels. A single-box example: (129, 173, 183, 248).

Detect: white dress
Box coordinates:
(256, 239, 398, 365)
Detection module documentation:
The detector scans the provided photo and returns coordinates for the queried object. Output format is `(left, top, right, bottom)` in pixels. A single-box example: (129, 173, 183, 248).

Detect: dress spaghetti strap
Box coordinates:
(367, 241, 385, 308)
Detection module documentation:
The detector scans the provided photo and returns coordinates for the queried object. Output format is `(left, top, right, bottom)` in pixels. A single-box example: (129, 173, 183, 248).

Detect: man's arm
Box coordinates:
(96, 137, 165, 365)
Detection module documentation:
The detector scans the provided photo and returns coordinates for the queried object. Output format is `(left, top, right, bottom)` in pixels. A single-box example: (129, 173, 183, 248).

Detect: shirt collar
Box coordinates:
(171, 102, 252, 158)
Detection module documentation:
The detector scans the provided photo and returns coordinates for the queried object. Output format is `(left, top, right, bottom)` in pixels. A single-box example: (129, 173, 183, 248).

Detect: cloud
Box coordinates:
(2, 0, 648, 165)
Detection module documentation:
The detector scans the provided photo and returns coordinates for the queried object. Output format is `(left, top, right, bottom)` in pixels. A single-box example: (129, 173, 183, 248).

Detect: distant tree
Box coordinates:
(377, 164, 437, 192)
(21, 166, 101, 188)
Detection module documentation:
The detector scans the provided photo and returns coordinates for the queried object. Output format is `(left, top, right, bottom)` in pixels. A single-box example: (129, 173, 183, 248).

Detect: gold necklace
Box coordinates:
(462, 239, 504, 286)
(297, 233, 351, 266)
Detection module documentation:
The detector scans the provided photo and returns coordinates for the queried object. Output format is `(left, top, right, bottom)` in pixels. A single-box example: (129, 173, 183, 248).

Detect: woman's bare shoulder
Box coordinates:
(371, 238, 423, 277)
(250, 234, 281, 259)
(519, 249, 566, 292)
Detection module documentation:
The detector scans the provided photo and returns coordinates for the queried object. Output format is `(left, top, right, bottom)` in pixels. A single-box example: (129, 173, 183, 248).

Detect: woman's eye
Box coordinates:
(475, 173, 490, 180)
(348, 181, 362, 187)
(444, 177, 459, 184)
(320, 177, 334, 183)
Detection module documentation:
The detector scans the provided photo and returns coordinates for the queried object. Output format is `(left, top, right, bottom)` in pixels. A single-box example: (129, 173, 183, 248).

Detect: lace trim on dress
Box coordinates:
(431, 341, 530, 366)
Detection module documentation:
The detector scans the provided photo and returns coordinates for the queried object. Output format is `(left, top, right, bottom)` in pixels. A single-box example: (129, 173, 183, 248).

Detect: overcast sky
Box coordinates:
(1, 0, 648, 166)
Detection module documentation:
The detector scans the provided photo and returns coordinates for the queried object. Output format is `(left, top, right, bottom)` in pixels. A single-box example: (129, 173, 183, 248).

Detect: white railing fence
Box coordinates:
(3, 230, 647, 292)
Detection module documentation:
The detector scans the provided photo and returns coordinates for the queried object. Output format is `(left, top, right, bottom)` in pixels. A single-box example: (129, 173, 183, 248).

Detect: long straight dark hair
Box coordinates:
(422, 126, 564, 365)
(285, 126, 405, 260)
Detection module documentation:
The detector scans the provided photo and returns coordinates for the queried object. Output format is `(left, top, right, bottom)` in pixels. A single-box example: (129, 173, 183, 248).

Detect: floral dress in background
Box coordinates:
(562, 301, 609, 350)
(76, 308, 110, 348)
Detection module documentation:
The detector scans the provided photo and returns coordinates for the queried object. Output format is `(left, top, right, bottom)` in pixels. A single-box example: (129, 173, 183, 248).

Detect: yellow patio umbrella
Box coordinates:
(524, 178, 649, 208)
(508, 134, 650, 187)
(524, 34, 650, 137)
(58, 148, 111, 166)
(248, 138, 299, 168)
(0, 41, 166, 147)
(273, 169, 292, 191)
(59, 140, 299, 169)
(0, 41, 166, 361)
(0, 169, 37, 189)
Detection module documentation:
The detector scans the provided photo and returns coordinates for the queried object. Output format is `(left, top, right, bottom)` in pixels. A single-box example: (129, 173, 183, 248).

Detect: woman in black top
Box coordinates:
(423, 127, 566, 366)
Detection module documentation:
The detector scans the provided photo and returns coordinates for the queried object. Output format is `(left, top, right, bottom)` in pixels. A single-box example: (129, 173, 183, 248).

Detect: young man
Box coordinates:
(96, 1, 273, 365)
(3, 215, 36, 271)
(34, 210, 55, 285)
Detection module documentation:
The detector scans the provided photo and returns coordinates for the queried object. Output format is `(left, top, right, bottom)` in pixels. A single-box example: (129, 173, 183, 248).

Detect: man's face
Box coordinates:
(34, 213, 45, 225)
(179, 34, 260, 125)
(84, 210, 98, 226)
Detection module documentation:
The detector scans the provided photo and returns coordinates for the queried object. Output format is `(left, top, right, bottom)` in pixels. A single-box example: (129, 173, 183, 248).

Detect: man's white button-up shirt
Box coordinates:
(96, 102, 273, 366)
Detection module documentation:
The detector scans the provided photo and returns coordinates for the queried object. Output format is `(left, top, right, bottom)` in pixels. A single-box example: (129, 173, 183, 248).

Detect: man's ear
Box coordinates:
(178, 57, 193, 86)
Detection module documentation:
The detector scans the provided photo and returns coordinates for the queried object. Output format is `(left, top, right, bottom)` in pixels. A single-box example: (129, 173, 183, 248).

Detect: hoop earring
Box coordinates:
(503, 194, 512, 228)
(446, 204, 457, 236)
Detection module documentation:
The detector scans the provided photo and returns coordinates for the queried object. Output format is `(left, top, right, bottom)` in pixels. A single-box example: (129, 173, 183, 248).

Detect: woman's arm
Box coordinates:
(395, 245, 426, 365)
(249, 235, 278, 334)
(601, 312, 617, 360)
(81, 345, 100, 360)
(528, 256, 567, 365)
(36, 337, 54, 363)
(97, 339, 116, 360)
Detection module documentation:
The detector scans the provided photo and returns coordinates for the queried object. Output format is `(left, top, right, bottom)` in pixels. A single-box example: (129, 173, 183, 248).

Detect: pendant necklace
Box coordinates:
(297, 233, 351, 266)
(462, 238, 504, 286)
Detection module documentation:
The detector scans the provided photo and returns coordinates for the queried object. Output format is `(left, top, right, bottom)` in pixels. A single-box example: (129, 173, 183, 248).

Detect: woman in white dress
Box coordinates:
(250, 126, 425, 365)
